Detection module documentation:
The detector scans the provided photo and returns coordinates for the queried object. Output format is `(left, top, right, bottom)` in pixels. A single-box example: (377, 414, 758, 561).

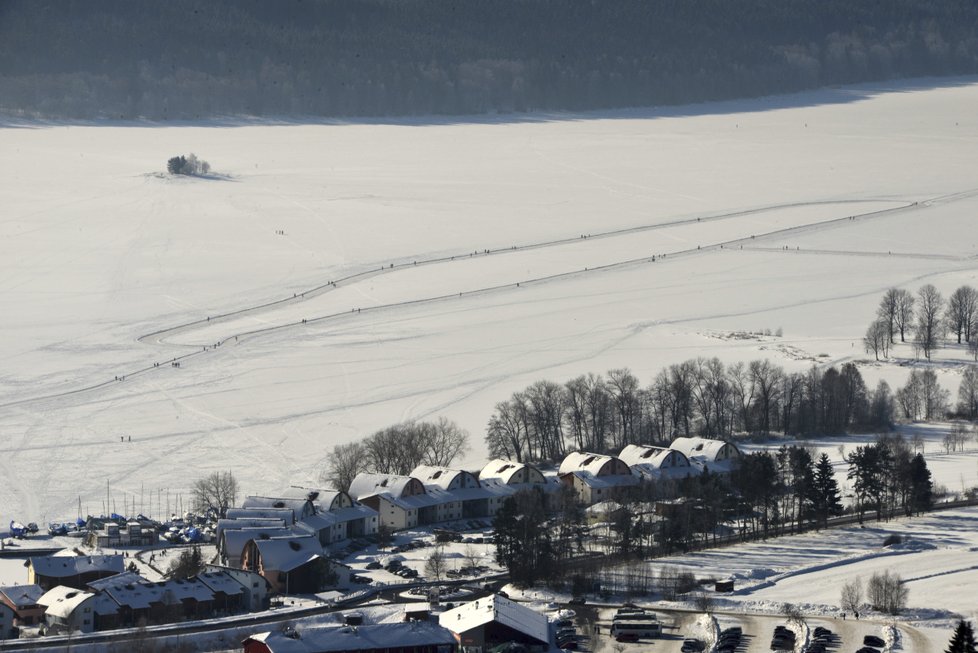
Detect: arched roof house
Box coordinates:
(478, 459, 547, 485)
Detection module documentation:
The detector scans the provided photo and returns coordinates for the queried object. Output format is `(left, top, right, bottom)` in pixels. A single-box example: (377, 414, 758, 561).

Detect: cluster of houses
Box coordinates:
(0, 552, 268, 636)
(0, 437, 740, 640)
(215, 438, 740, 594)
(243, 593, 553, 653)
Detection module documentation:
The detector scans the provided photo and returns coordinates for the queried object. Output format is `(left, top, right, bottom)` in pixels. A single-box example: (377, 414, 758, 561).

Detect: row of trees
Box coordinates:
(840, 572, 908, 616)
(485, 361, 893, 464)
(321, 417, 469, 491)
(494, 434, 932, 588)
(846, 436, 933, 522)
(3, 1, 978, 120)
(866, 285, 978, 361)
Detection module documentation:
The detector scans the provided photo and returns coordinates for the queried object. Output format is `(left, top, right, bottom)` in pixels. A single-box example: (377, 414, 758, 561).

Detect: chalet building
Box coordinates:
(558, 452, 638, 506)
(349, 474, 431, 531)
(37, 586, 96, 634)
(27, 553, 125, 591)
(411, 466, 514, 520)
(217, 517, 290, 543)
(240, 535, 325, 594)
(229, 489, 378, 553)
(241, 496, 317, 522)
(439, 595, 551, 653)
(204, 564, 271, 612)
(618, 444, 695, 481)
(478, 460, 547, 486)
(0, 584, 44, 627)
(284, 487, 379, 543)
(243, 622, 458, 653)
(668, 437, 742, 473)
(219, 526, 295, 568)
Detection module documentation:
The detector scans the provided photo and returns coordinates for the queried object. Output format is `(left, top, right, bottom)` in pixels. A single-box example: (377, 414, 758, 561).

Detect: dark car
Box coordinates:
(365, 561, 382, 570)
(864, 635, 886, 648)
(855, 647, 881, 653)
(615, 633, 639, 643)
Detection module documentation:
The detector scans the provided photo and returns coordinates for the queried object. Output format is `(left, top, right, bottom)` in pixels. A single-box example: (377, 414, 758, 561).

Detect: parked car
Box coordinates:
(864, 635, 886, 648)
(365, 561, 382, 570)
(681, 639, 705, 653)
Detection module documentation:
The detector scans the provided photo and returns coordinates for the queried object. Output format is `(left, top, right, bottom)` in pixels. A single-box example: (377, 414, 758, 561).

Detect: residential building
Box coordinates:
(439, 594, 551, 653)
(27, 553, 125, 591)
(243, 622, 458, 653)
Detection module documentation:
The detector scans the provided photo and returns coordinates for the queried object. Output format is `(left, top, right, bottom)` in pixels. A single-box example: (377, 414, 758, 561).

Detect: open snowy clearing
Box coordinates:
(2, 77, 978, 549)
(628, 505, 978, 651)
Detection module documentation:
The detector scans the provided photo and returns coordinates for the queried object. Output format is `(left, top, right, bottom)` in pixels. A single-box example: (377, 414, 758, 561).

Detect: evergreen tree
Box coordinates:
(945, 620, 978, 653)
(908, 453, 934, 516)
(813, 453, 843, 527)
(493, 489, 554, 587)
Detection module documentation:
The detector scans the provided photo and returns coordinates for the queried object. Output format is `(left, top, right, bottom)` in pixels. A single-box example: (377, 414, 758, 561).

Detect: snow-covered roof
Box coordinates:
(251, 536, 322, 573)
(439, 594, 550, 645)
(411, 465, 480, 491)
(223, 527, 296, 561)
(348, 474, 424, 501)
(101, 580, 165, 610)
(244, 622, 458, 653)
(0, 584, 43, 608)
(241, 496, 313, 516)
(29, 553, 124, 578)
(37, 586, 94, 619)
(619, 444, 678, 467)
(196, 571, 245, 596)
(280, 487, 354, 512)
(329, 504, 377, 522)
(216, 517, 288, 542)
(160, 578, 215, 603)
(87, 571, 143, 591)
(558, 451, 630, 477)
(478, 459, 546, 485)
(668, 437, 740, 462)
(225, 507, 296, 524)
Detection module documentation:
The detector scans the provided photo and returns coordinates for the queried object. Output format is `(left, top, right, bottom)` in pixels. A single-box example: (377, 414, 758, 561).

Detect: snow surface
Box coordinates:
(3, 80, 978, 649)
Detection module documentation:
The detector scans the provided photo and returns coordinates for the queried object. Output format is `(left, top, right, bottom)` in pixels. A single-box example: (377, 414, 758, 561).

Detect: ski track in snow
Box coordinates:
(1, 193, 958, 412)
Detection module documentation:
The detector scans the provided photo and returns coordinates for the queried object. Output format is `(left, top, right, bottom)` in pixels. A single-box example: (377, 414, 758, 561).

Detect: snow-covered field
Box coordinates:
(2, 78, 978, 546)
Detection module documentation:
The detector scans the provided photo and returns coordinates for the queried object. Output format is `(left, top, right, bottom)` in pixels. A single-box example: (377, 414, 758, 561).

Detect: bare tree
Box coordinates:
(958, 366, 978, 420)
(486, 398, 528, 461)
(424, 544, 448, 581)
(915, 284, 945, 359)
(191, 471, 239, 518)
(420, 417, 470, 467)
(320, 442, 369, 492)
(864, 318, 891, 361)
(866, 570, 907, 614)
(607, 368, 641, 449)
(463, 544, 481, 571)
(919, 369, 950, 420)
(840, 577, 862, 614)
(894, 289, 915, 343)
(751, 359, 783, 434)
(945, 286, 978, 344)
(728, 362, 756, 433)
(877, 288, 901, 343)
